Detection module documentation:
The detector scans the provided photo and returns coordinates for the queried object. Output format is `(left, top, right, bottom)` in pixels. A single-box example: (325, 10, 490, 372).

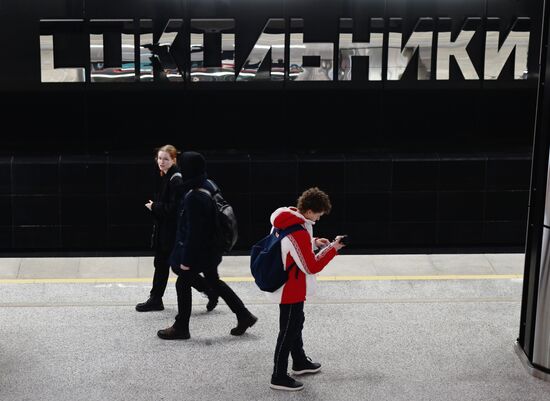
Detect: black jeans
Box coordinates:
(150, 250, 209, 300)
(173, 264, 248, 332)
(273, 302, 307, 378)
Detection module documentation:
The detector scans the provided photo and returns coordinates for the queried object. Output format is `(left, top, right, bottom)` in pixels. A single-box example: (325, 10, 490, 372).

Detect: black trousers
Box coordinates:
(150, 250, 209, 300)
(273, 302, 307, 378)
(173, 264, 248, 332)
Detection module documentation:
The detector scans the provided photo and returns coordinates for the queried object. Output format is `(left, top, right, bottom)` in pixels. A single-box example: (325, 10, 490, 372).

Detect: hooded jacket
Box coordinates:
(169, 152, 222, 270)
(269, 206, 338, 304)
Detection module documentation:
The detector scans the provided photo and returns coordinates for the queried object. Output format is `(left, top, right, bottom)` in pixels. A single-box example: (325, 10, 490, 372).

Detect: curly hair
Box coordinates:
(297, 187, 332, 215)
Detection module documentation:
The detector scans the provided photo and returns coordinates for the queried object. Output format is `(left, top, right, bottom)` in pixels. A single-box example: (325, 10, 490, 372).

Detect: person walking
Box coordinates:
(267, 187, 346, 391)
(136, 145, 218, 312)
(157, 151, 257, 340)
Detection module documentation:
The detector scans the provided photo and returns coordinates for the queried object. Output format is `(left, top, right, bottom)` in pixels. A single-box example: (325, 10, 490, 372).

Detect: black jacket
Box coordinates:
(170, 177, 222, 270)
(150, 164, 183, 252)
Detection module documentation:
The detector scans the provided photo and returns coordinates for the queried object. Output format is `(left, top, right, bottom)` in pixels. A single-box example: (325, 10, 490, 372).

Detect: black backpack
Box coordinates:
(196, 180, 238, 253)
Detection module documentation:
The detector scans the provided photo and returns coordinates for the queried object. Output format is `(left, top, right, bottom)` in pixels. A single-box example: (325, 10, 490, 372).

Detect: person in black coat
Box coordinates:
(136, 145, 218, 312)
(157, 151, 257, 339)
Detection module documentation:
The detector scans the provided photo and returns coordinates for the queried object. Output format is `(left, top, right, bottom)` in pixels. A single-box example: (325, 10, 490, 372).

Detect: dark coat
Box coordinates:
(150, 164, 183, 253)
(170, 177, 222, 270)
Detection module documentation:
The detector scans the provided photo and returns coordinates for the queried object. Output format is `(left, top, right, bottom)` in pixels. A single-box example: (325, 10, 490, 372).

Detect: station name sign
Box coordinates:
(39, 17, 531, 83)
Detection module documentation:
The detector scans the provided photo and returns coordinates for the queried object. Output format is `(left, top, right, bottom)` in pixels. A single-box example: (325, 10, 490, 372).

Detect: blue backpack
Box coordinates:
(250, 224, 305, 292)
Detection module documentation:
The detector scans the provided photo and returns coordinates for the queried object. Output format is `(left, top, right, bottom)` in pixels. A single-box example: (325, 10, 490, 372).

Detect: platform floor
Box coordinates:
(1, 254, 549, 401)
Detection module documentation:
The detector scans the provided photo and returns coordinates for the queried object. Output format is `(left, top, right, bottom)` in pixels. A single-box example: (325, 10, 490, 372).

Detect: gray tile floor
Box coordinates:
(0, 253, 526, 281)
(1, 253, 549, 401)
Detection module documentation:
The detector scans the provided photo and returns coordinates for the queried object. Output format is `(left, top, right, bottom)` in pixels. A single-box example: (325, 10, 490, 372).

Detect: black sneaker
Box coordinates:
(270, 375, 304, 391)
(230, 313, 258, 336)
(157, 325, 190, 340)
(292, 357, 321, 375)
(205, 291, 218, 312)
(135, 297, 164, 312)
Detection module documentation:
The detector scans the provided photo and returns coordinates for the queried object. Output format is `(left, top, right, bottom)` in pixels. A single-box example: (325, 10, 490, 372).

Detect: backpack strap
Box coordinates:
(170, 172, 182, 181)
(196, 187, 212, 197)
(206, 179, 220, 194)
(275, 224, 305, 275)
(183, 187, 211, 202)
(276, 224, 305, 239)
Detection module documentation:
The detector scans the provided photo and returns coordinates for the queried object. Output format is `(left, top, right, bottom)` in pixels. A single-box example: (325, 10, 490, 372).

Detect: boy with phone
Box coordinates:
(268, 187, 346, 391)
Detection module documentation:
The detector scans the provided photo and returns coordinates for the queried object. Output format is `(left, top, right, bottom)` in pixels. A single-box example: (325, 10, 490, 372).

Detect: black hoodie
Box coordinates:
(169, 152, 222, 269)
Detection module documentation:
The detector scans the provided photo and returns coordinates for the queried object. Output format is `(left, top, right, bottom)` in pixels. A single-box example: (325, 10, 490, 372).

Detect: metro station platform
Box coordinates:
(1, 254, 549, 401)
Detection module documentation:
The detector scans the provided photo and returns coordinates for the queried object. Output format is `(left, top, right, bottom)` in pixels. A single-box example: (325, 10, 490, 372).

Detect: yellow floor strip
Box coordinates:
(0, 274, 523, 284)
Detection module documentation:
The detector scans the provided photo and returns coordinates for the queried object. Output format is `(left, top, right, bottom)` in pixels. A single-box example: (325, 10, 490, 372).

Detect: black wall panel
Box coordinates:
(0, 196, 12, 226)
(0, 153, 531, 253)
(438, 192, 484, 221)
(14, 227, 61, 249)
(439, 158, 486, 191)
(438, 221, 484, 245)
(0, 158, 12, 194)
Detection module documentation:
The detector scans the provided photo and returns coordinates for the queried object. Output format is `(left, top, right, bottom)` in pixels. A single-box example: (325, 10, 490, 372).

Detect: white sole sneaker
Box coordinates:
(292, 367, 321, 375)
(270, 383, 304, 391)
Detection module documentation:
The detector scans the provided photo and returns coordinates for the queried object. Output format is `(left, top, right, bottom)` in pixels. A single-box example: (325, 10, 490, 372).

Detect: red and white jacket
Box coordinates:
(268, 206, 338, 304)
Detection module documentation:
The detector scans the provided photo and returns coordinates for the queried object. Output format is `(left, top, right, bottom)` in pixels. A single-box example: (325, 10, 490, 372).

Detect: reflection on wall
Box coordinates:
(90, 20, 135, 83)
(388, 18, 433, 80)
(40, 20, 85, 83)
(38, 16, 532, 83)
(338, 18, 384, 81)
(190, 19, 235, 82)
(436, 18, 480, 80)
(139, 20, 154, 82)
(140, 19, 184, 82)
(289, 19, 334, 81)
(485, 17, 530, 80)
(237, 19, 285, 81)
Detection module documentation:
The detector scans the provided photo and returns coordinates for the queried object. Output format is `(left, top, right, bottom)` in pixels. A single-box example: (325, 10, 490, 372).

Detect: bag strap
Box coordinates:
(276, 224, 305, 239)
(183, 188, 211, 203)
(206, 179, 220, 194)
(196, 187, 212, 197)
(275, 224, 304, 275)
(196, 180, 221, 199)
(170, 172, 182, 181)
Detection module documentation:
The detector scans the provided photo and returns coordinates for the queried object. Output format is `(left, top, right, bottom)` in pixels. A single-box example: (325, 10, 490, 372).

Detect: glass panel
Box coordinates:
(140, 19, 184, 82)
(190, 19, 235, 82)
(289, 19, 334, 81)
(388, 18, 433, 80)
(90, 20, 135, 83)
(40, 19, 85, 83)
(533, 158, 550, 368)
(237, 19, 285, 81)
(436, 18, 480, 80)
(485, 17, 531, 80)
(338, 18, 383, 81)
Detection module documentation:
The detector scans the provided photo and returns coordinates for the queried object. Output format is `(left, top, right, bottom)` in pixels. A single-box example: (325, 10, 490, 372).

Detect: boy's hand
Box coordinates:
(315, 238, 330, 248)
(333, 235, 347, 251)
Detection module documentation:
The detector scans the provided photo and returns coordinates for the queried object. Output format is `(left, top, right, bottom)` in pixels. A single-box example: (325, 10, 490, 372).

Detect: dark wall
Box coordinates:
(0, 0, 541, 154)
(0, 0, 541, 253)
(0, 152, 531, 253)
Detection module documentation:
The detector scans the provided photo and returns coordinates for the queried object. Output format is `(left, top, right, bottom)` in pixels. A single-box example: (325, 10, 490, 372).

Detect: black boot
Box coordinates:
(157, 325, 190, 340)
(205, 289, 219, 312)
(135, 297, 164, 312)
(230, 312, 258, 336)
